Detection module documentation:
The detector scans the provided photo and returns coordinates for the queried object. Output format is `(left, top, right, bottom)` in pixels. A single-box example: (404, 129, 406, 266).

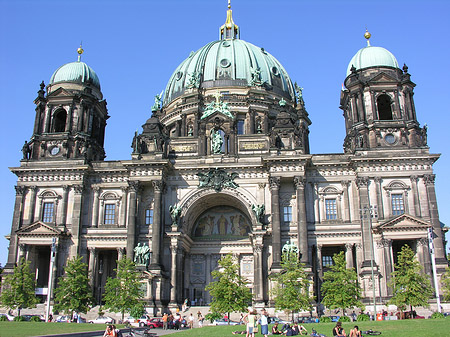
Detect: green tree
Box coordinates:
(321, 251, 363, 315)
(0, 258, 38, 316)
(53, 256, 93, 316)
(388, 244, 432, 318)
(103, 258, 143, 321)
(205, 254, 252, 323)
(442, 266, 450, 302)
(270, 251, 313, 320)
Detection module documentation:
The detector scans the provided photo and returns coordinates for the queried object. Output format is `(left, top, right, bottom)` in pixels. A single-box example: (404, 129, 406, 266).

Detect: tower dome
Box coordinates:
(49, 46, 101, 89)
(162, 4, 295, 107)
(346, 31, 399, 77)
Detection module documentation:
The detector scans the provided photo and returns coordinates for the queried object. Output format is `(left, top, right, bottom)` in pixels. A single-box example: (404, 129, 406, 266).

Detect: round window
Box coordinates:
(176, 71, 183, 80)
(271, 66, 279, 75)
(220, 58, 231, 68)
(50, 146, 60, 156)
(222, 41, 230, 47)
(384, 134, 396, 145)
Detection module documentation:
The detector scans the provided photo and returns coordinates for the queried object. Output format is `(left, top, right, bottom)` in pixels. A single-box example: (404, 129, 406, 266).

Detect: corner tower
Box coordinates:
(26, 46, 108, 162)
(340, 31, 426, 153)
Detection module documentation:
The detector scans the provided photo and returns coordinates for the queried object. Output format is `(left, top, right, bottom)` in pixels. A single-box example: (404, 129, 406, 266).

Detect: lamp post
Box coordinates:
(45, 238, 56, 322)
(428, 227, 441, 312)
(360, 205, 378, 320)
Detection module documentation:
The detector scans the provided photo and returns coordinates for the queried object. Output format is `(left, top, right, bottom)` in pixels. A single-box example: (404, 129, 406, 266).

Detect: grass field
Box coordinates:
(0, 319, 449, 337)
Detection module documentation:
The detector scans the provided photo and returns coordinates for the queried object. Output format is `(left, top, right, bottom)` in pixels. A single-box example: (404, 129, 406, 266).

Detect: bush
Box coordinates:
(430, 312, 445, 319)
(30, 315, 42, 322)
(0, 315, 9, 321)
(320, 316, 331, 323)
(356, 314, 370, 321)
(13, 316, 26, 321)
(338, 316, 351, 322)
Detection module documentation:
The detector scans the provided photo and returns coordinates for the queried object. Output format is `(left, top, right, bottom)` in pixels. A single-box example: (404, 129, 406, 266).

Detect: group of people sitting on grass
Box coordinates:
(332, 322, 362, 337)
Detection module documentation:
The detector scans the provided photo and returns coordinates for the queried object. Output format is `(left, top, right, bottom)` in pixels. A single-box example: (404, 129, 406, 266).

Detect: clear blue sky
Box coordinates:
(0, 0, 449, 266)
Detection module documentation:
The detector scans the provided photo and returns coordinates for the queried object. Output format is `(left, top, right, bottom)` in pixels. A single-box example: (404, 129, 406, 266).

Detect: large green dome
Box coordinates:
(163, 39, 295, 106)
(346, 45, 399, 77)
(50, 61, 100, 89)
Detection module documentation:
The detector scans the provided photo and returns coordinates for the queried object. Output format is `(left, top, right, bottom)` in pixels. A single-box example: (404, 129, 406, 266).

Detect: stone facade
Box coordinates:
(4, 8, 447, 314)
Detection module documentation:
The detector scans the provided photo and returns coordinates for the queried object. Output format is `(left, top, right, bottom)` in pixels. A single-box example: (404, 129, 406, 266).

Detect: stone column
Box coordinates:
(313, 183, 320, 223)
(126, 181, 139, 260)
(88, 247, 96, 289)
(356, 177, 373, 264)
(60, 185, 69, 226)
(92, 187, 100, 227)
(6, 186, 26, 269)
(417, 238, 431, 275)
(316, 244, 323, 279)
(294, 176, 309, 264)
(27, 186, 37, 225)
(269, 177, 281, 269)
(410, 176, 421, 217)
(18, 244, 28, 263)
(253, 239, 264, 302)
(120, 187, 128, 227)
(374, 177, 384, 220)
(380, 239, 393, 296)
(423, 174, 446, 264)
(341, 181, 350, 222)
(170, 243, 178, 304)
(345, 243, 354, 269)
(70, 185, 84, 258)
(150, 180, 163, 269)
(205, 253, 211, 303)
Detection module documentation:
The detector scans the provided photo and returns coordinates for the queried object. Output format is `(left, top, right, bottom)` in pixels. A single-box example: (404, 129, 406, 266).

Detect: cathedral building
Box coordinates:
(4, 3, 447, 313)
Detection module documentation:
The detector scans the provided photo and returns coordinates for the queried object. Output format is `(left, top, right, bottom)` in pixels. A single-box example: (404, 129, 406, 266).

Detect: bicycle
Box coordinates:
(362, 330, 381, 336)
(310, 328, 327, 337)
(122, 324, 157, 337)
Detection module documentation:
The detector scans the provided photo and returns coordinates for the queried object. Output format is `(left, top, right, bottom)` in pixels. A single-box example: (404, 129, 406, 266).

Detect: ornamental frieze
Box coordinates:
(197, 168, 239, 192)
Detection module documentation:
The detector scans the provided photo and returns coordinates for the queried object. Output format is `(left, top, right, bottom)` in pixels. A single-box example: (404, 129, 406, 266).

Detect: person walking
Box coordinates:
(162, 313, 168, 330)
(259, 309, 269, 337)
(188, 313, 194, 329)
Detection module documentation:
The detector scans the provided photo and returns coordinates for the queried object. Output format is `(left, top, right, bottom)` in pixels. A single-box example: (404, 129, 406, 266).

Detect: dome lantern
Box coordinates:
(220, 0, 239, 40)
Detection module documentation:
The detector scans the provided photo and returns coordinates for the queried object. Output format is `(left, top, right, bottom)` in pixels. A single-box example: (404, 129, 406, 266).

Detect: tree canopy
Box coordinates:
(321, 251, 363, 314)
(103, 258, 143, 321)
(54, 256, 93, 315)
(442, 265, 450, 302)
(205, 254, 252, 321)
(270, 251, 313, 317)
(0, 258, 38, 316)
(388, 244, 432, 313)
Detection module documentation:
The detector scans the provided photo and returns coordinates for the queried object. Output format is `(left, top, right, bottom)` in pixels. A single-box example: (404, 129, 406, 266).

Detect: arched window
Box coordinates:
(377, 94, 393, 120)
(53, 109, 67, 132)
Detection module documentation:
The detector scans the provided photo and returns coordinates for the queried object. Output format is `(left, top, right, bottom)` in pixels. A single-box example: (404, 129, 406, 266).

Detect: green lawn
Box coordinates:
(0, 319, 449, 337)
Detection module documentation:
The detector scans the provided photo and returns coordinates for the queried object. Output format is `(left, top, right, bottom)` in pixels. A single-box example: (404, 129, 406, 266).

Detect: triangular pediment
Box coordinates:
(374, 214, 431, 233)
(47, 87, 73, 97)
(16, 221, 63, 236)
(367, 72, 398, 84)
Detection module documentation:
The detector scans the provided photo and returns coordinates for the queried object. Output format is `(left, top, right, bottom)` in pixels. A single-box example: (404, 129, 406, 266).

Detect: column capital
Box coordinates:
(88, 247, 96, 254)
(410, 175, 418, 183)
(373, 177, 382, 184)
(294, 176, 306, 189)
(117, 247, 125, 254)
(72, 184, 84, 194)
(152, 180, 164, 192)
(340, 180, 350, 187)
(423, 174, 435, 186)
(253, 243, 264, 253)
(417, 237, 428, 246)
(128, 181, 140, 192)
(15, 186, 26, 196)
(269, 177, 280, 191)
(345, 243, 354, 250)
(356, 176, 369, 188)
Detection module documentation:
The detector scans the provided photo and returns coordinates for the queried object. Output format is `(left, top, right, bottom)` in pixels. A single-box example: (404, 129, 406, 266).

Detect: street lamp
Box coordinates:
(360, 205, 378, 320)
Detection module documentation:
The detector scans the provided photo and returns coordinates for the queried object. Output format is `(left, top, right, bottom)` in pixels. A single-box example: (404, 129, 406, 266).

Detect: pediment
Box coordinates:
(374, 214, 431, 233)
(16, 221, 64, 236)
(367, 72, 398, 84)
(47, 87, 73, 97)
